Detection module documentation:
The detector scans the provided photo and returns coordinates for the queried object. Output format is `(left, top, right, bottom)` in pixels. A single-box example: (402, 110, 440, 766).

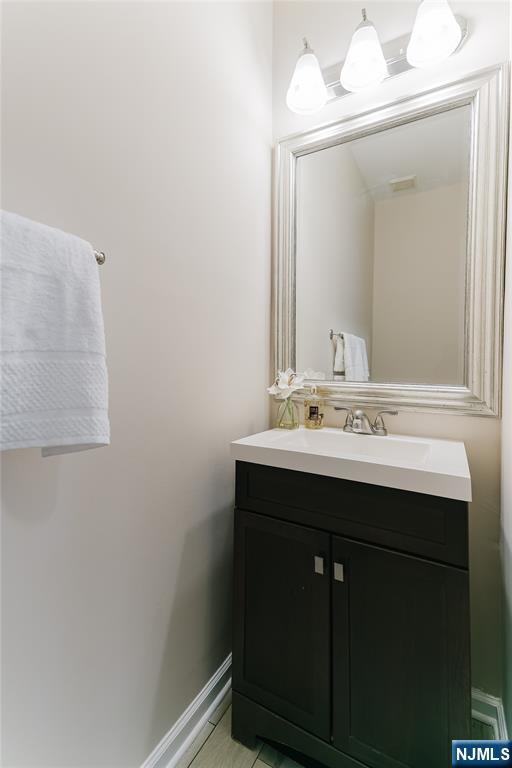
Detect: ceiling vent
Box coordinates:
(389, 174, 416, 192)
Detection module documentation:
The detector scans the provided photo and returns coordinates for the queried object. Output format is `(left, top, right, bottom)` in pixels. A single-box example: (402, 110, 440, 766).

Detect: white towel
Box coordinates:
(333, 335, 345, 376)
(343, 333, 369, 382)
(0, 210, 110, 455)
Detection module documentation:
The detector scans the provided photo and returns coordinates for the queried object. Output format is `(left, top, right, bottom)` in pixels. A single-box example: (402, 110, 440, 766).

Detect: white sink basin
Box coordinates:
(231, 427, 471, 501)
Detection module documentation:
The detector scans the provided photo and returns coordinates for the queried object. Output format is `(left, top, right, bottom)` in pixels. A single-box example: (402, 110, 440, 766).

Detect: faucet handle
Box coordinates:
(334, 407, 353, 417)
(334, 406, 354, 431)
(373, 409, 398, 436)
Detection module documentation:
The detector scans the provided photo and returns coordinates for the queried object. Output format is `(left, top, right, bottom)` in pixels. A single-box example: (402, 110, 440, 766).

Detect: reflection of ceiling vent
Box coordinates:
(389, 174, 416, 192)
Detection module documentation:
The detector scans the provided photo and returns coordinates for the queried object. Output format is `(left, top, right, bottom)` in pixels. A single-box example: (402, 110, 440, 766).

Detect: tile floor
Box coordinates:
(177, 690, 495, 768)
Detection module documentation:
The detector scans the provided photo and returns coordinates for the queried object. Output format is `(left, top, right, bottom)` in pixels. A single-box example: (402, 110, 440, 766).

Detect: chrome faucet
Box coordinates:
(334, 407, 398, 436)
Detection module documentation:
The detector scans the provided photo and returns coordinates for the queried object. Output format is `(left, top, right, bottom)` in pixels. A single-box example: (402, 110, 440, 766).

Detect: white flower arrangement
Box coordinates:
(267, 368, 305, 400)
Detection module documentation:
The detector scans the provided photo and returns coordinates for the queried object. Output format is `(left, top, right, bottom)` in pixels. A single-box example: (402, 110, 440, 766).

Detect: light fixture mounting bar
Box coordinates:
(322, 14, 468, 103)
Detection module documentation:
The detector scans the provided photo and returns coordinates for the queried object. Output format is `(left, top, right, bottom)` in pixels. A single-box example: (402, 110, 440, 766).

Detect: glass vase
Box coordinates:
(276, 397, 299, 430)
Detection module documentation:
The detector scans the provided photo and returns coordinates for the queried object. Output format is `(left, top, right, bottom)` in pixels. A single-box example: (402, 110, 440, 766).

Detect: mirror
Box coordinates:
(274, 67, 508, 415)
(296, 107, 470, 387)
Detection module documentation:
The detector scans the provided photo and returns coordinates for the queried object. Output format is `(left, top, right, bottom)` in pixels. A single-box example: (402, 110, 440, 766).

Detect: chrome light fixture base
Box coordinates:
(322, 14, 468, 104)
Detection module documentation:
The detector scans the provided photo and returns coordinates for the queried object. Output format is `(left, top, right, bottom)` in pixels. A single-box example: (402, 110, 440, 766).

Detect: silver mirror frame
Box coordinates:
(273, 65, 509, 416)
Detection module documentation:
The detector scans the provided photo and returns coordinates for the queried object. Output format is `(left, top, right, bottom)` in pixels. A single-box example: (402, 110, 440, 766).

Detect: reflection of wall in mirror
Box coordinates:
(296, 144, 374, 378)
(371, 182, 467, 385)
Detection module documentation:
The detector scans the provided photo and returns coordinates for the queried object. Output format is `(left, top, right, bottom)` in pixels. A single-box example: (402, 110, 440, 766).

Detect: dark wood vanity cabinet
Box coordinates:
(232, 462, 471, 768)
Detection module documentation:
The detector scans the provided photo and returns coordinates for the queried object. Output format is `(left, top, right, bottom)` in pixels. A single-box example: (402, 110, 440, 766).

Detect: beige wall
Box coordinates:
(372, 183, 466, 385)
(273, 0, 510, 697)
(296, 144, 374, 376)
(0, 2, 272, 766)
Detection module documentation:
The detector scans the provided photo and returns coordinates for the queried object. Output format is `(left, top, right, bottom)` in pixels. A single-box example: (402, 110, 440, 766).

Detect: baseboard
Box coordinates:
(141, 654, 232, 768)
(141, 663, 507, 766)
(472, 688, 509, 740)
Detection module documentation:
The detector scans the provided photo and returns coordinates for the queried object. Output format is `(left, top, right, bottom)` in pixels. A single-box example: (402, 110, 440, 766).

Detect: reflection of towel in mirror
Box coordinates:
(344, 333, 369, 382)
(333, 335, 345, 376)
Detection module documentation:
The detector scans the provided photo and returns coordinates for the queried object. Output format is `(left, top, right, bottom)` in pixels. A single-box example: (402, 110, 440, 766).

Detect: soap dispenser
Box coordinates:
(304, 386, 324, 429)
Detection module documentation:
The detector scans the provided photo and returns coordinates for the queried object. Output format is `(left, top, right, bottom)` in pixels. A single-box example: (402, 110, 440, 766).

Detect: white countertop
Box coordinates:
(231, 427, 471, 502)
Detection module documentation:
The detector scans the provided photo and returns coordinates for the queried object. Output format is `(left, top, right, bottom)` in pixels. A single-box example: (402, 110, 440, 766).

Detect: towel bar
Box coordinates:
(94, 250, 106, 265)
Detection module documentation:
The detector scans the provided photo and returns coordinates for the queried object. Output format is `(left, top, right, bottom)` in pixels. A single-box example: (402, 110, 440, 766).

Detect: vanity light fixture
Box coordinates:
(407, 0, 462, 68)
(340, 8, 388, 93)
(286, 6, 468, 113)
(286, 38, 328, 115)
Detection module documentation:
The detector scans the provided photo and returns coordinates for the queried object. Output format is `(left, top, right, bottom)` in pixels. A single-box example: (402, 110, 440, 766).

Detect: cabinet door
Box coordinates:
(332, 537, 470, 768)
(233, 509, 331, 741)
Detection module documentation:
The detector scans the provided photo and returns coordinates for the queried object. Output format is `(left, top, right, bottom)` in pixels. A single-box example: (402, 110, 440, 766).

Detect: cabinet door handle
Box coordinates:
(314, 556, 325, 575)
(334, 562, 345, 582)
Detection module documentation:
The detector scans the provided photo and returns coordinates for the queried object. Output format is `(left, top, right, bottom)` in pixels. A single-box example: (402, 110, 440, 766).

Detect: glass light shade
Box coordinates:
(406, 0, 462, 68)
(286, 44, 328, 115)
(340, 18, 388, 93)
